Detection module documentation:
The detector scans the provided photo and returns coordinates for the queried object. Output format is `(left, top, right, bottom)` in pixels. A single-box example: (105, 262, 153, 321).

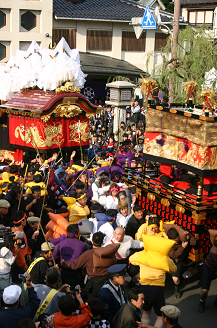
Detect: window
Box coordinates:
(53, 29, 76, 49)
(188, 10, 213, 26)
(21, 11, 36, 31)
(155, 33, 168, 52)
(0, 11, 6, 29)
(87, 30, 112, 51)
(122, 31, 146, 51)
(0, 43, 6, 61)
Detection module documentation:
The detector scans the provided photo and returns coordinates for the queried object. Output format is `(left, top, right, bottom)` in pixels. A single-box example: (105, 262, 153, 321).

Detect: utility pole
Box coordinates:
(169, 0, 181, 103)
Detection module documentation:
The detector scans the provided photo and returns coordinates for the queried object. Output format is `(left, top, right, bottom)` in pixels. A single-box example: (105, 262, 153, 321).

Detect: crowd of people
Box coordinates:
(0, 97, 216, 328)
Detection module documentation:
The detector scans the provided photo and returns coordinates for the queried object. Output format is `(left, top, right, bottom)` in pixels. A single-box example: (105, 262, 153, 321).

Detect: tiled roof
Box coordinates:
(181, 0, 217, 3)
(80, 52, 146, 77)
(53, 0, 173, 22)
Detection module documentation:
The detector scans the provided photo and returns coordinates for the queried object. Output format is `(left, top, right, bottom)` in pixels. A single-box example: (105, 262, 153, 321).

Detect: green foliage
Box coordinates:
(161, 0, 174, 13)
(146, 26, 217, 102)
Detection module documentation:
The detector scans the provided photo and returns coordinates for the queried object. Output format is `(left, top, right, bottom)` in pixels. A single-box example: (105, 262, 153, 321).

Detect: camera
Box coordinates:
(18, 273, 27, 283)
(0, 225, 16, 250)
(41, 314, 54, 328)
(70, 284, 80, 297)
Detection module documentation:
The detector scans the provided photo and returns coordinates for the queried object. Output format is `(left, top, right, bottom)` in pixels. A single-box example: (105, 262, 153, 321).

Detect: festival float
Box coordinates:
(124, 78, 217, 261)
(0, 38, 98, 162)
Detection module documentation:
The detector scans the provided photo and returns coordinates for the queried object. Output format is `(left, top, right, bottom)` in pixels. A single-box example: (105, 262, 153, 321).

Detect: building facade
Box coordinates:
(181, 0, 217, 28)
(0, 0, 52, 63)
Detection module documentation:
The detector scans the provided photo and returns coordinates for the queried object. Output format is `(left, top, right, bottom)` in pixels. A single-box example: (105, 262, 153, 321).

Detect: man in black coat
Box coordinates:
(112, 287, 144, 328)
(125, 205, 146, 239)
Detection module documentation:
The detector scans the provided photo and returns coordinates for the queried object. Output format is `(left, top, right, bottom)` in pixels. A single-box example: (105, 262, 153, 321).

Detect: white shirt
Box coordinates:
(99, 222, 114, 244)
(105, 235, 143, 259)
(116, 213, 131, 228)
(98, 185, 110, 208)
(92, 182, 99, 202)
(0, 247, 15, 274)
(106, 195, 118, 210)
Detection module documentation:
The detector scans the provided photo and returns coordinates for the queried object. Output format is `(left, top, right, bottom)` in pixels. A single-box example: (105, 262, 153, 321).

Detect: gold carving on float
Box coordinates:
(15, 123, 63, 148)
(54, 103, 82, 118)
(86, 113, 95, 119)
(161, 198, 170, 207)
(192, 211, 206, 221)
(56, 79, 81, 94)
(175, 204, 185, 214)
(147, 193, 156, 201)
(0, 150, 15, 161)
(69, 121, 89, 143)
(41, 115, 51, 123)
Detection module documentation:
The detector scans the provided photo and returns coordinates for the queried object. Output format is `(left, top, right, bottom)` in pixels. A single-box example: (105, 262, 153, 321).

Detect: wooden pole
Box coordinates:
(17, 164, 28, 211)
(169, 0, 181, 103)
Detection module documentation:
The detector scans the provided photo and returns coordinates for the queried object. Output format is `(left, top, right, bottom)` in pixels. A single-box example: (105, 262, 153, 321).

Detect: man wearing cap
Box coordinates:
(34, 266, 70, 318)
(136, 305, 182, 328)
(53, 224, 89, 286)
(98, 209, 117, 245)
(0, 199, 10, 226)
(98, 264, 127, 324)
(0, 272, 40, 328)
(26, 216, 45, 258)
(28, 241, 56, 284)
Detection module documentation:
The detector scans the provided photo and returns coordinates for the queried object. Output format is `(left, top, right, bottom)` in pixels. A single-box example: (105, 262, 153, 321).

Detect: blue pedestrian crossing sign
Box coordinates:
(142, 6, 156, 30)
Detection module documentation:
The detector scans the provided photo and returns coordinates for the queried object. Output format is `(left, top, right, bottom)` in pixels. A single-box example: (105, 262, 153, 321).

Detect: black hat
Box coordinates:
(74, 181, 85, 189)
(93, 133, 97, 137)
(107, 264, 127, 277)
(124, 139, 131, 145)
(31, 185, 41, 193)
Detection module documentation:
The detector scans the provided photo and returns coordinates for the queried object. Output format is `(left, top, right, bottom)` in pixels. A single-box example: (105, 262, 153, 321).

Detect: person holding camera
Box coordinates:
(46, 291, 92, 328)
(34, 266, 71, 319)
(0, 272, 40, 328)
(0, 230, 21, 291)
(11, 211, 32, 273)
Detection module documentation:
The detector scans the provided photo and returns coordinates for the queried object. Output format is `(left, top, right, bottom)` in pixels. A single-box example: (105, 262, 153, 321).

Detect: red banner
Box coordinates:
(9, 116, 90, 150)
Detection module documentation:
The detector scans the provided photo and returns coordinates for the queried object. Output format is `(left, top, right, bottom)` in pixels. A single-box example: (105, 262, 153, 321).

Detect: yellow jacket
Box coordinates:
(136, 222, 168, 241)
(129, 251, 177, 287)
(69, 203, 90, 224)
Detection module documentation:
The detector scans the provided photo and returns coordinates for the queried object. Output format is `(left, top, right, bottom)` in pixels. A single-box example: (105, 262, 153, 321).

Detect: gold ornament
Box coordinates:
(15, 122, 63, 148)
(140, 75, 158, 103)
(147, 192, 156, 201)
(161, 198, 170, 207)
(183, 81, 198, 103)
(69, 121, 89, 143)
(175, 204, 185, 214)
(54, 104, 82, 118)
(41, 115, 51, 122)
(200, 88, 216, 113)
(56, 79, 81, 94)
(86, 113, 95, 119)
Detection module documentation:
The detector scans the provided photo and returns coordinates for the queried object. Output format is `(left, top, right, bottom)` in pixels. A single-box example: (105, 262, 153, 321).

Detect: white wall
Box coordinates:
(0, 0, 52, 63)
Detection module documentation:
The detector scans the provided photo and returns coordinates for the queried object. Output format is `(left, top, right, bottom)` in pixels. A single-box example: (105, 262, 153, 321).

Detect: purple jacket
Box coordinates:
(53, 237, 89, 265)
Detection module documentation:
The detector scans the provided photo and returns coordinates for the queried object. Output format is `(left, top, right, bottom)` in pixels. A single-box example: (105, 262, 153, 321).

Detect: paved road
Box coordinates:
(148, 265, 217, 327)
